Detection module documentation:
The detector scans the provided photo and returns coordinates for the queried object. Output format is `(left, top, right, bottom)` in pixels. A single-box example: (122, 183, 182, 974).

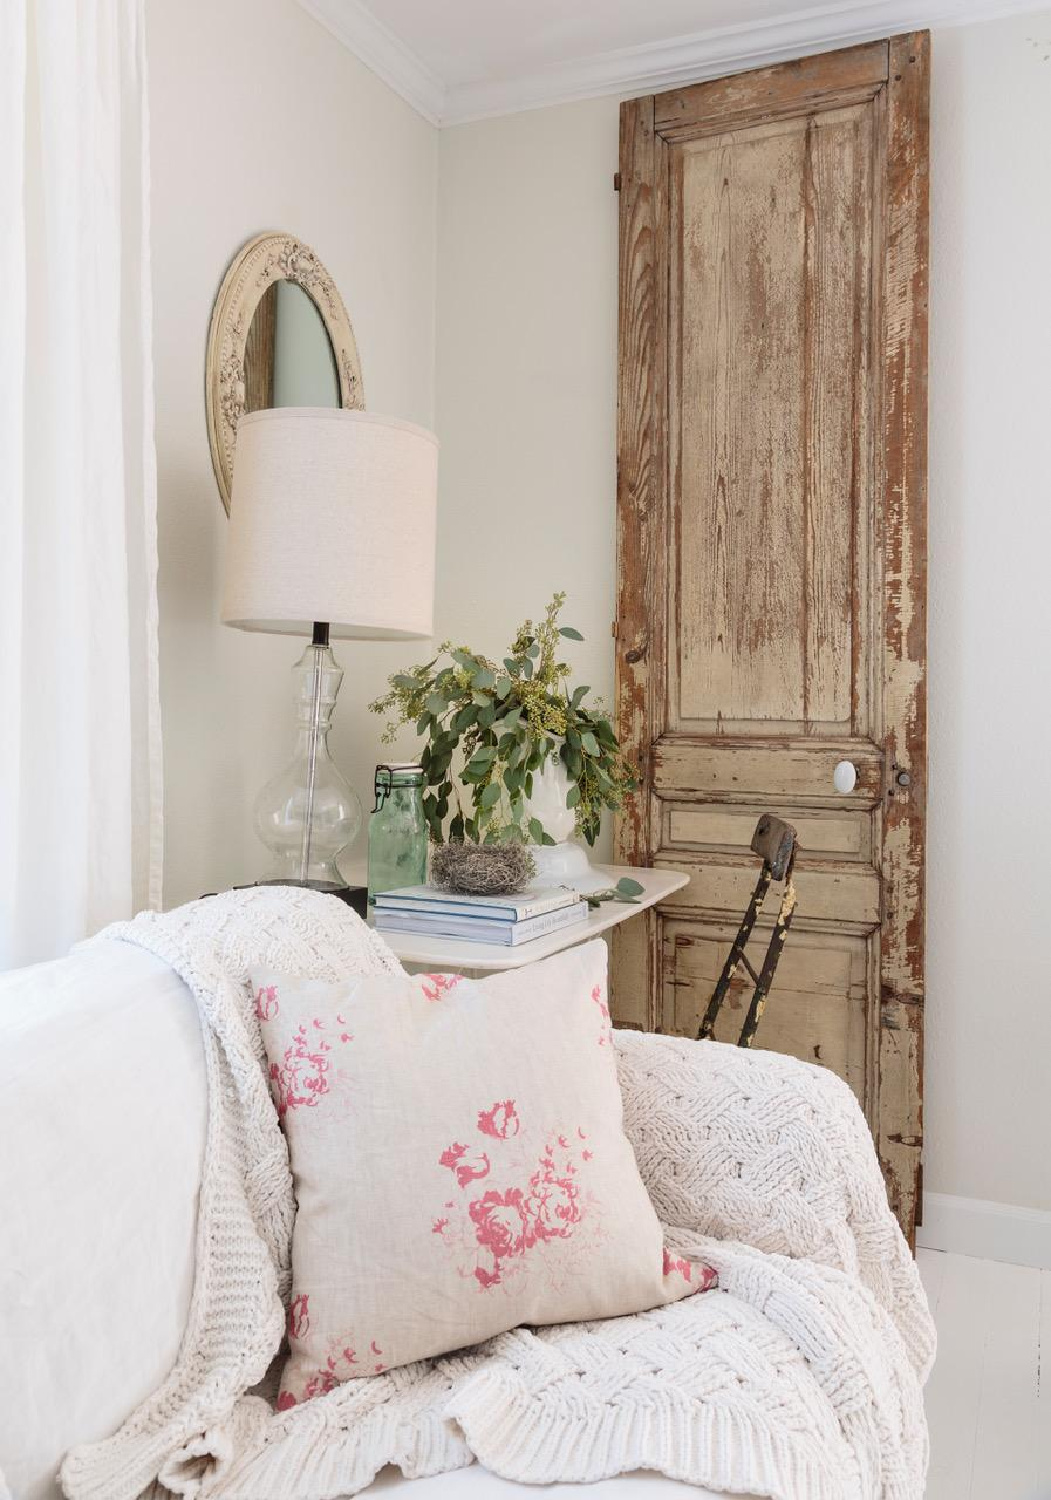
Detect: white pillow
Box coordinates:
(252, 940, 717, 1409)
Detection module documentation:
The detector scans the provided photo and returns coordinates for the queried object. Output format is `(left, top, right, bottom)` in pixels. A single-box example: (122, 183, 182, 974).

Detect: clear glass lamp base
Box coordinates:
(253, 637, 362, 887)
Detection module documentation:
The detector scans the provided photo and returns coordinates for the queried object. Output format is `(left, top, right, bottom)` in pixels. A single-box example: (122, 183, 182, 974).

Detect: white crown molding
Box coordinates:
(443, 0, 1050, 123)
(298, 0, 446, 125)
(301, 0, 1051, 127)
(918, 1191, 1051, 1270)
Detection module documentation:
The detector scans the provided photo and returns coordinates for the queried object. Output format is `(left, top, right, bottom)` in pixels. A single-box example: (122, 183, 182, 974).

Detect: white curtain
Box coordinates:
(0, 0, 163, 968)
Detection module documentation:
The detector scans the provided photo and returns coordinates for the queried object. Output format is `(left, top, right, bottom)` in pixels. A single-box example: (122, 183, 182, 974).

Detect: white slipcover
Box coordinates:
(0, 942, 737, 1500)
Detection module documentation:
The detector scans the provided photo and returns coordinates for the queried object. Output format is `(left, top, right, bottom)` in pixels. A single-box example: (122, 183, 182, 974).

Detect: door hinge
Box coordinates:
(613, 171, 622, 192)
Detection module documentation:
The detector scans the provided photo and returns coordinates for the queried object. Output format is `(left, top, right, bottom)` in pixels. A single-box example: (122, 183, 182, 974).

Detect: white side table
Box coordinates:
(366, 865, 687, 974)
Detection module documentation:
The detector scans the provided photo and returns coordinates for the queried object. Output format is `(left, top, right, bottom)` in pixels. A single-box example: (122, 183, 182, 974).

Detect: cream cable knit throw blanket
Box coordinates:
(59, 888, 934, 1500)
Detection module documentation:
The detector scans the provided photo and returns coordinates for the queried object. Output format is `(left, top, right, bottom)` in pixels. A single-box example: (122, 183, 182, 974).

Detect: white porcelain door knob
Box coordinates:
(833, 760, 858, 794)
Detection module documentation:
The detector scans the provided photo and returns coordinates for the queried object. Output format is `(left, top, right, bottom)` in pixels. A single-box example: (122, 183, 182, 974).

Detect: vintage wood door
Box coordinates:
(612, 36, 929, 1241)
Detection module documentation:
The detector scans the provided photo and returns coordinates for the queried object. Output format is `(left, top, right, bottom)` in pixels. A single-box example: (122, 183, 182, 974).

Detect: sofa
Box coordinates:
(0, 937, 752, 1500)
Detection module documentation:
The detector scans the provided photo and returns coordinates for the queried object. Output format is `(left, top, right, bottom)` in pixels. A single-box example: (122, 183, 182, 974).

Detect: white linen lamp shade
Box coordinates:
(223, 407, 437, 638)
(221, 407, 438, 892)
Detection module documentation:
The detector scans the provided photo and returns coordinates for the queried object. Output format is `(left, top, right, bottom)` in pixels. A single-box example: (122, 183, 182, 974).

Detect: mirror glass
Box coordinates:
(243, 279, 340, 414)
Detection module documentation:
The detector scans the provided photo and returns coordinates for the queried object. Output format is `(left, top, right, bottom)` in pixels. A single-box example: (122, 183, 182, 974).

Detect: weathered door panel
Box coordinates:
(613, 36, 929, 1242)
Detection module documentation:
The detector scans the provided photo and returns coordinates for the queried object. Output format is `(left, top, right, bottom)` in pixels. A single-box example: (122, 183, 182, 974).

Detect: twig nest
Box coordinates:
(430, 841, 537, 896)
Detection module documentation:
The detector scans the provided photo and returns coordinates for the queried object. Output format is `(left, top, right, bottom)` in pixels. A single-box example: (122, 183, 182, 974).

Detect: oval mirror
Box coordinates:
(205, 232, 364, 514)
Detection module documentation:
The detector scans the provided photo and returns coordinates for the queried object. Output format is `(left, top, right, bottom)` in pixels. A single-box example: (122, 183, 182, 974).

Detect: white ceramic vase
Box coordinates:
(522, 752, 592, 883)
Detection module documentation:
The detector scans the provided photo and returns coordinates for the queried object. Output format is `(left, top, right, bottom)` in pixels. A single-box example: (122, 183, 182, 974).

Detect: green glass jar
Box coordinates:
(368, 763, 428, 903)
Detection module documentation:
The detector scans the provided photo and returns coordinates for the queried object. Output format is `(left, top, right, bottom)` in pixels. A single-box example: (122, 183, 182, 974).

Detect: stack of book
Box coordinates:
(372, 885, 589, 947)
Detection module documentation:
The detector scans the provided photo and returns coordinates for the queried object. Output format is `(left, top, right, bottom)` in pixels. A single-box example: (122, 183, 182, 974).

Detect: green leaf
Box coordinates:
(425, 692, 447, 716)
(393, 673, 420, 689)
(528, 817, 546, 844)
(581, 731, 600, 757)
(504, 658, 521, 677)
(571, 685, 589, 709)
(502, 707, 522, 731)
(473, 666, 496, 690)
(541, 831, 556, 846)
(451, 649, 475, 668)
(526, 643, 540, 659)
(479, 783, 502, 808)
(521, 657, 533, 680)
(616, 877, 645, 898)
(566, 783, 581, 809)
(449, 813, 465, 842)
(559, 627, 584, 641)
(495, 676, 512, 699)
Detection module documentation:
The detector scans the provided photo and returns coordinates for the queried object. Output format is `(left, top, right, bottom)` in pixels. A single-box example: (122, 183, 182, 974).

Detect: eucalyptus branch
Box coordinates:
(368, 594, 637, 846)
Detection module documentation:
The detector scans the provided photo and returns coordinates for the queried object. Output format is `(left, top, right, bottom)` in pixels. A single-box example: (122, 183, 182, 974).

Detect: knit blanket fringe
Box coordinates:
(59, 888, 934, 1500)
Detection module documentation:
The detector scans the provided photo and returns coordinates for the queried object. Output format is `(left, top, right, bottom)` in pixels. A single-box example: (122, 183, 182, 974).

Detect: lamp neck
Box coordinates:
(312, 620, 330, 648)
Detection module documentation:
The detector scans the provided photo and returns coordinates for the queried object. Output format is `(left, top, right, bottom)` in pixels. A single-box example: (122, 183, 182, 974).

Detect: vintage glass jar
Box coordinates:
(368, 763, 428, 902)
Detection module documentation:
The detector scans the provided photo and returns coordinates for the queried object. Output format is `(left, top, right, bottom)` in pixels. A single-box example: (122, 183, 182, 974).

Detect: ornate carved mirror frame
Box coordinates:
(205, 231, 365, 514)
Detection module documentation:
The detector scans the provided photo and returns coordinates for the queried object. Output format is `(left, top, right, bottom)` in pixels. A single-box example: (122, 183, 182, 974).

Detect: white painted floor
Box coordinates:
(919, 1248, 1050, 1500)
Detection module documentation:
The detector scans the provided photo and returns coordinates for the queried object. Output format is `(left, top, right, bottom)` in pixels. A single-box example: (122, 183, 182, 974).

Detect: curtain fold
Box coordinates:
(0, 0, 162, 969)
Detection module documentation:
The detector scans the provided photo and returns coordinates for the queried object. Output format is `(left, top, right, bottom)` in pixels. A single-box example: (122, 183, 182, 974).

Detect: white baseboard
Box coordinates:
(918, 1192, 1051, 1270)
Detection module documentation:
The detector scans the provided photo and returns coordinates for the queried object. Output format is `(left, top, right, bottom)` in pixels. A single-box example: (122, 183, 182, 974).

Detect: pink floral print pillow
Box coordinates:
(252, 940, 716, 1410)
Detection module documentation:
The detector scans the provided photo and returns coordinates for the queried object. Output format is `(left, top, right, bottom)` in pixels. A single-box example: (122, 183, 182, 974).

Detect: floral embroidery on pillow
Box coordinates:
(278, 1309, 387, 1408)
(478, 1099, 519, 1138)
(591, 982, 612, 1046)
(421, 973, 463, 1003)
(439, 1142, 492, 1187)
(436, 1099, 600, 1290)
(662, 1248, 718, 1291)
(288, 1292, 310, 1341)
(269, 1017, 352, 1116)
(254, 983, 279, 1021)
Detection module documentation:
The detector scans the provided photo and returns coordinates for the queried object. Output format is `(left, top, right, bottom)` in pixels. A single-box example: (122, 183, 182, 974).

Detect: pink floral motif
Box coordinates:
(280, 1330, 387, 1405)
(439, 1141, 491, 1188)
(421, 973, 464, 1003)
(288, 1293, 310, 1341)
(435, 1098, 602, 1292)
(268, 1017, 351, 1116)
(662, 1248, 719, 1291)
(527, 1159, 582, 1243)
(303, 1368, 338, 1400)
(470, 1188, 532, 1263)
(254, 984, 279, 1021)
(477, 1099, 520, 1139)
(591, 983, 613, 1046)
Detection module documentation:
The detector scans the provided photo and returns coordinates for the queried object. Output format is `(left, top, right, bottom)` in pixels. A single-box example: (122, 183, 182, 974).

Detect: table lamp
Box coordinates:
(222, 407, 438, 893)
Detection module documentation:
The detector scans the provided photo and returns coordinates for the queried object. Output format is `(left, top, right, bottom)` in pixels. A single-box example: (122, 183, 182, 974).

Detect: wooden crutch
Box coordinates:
(697, 813, 799, 1049)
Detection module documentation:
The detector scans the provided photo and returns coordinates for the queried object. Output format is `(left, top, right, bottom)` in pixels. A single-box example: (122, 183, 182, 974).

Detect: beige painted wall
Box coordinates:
(148, 0, 438, 908)
(436, 98, 621, 862)
(436, 15, 1051, 1213)
(147, 0, 1048, 1209)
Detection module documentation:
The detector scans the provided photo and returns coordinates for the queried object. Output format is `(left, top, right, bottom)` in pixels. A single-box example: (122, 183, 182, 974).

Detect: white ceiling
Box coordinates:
(299, 0, 1043, 124)
(370, 0, 810, 86)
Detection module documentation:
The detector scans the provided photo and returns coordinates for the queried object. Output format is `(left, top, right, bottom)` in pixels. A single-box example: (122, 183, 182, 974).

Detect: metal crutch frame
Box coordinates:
(697, 813, 799, 1049)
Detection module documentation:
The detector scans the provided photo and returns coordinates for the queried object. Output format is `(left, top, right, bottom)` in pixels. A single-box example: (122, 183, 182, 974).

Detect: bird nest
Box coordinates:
(430, 841, 537, 896)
